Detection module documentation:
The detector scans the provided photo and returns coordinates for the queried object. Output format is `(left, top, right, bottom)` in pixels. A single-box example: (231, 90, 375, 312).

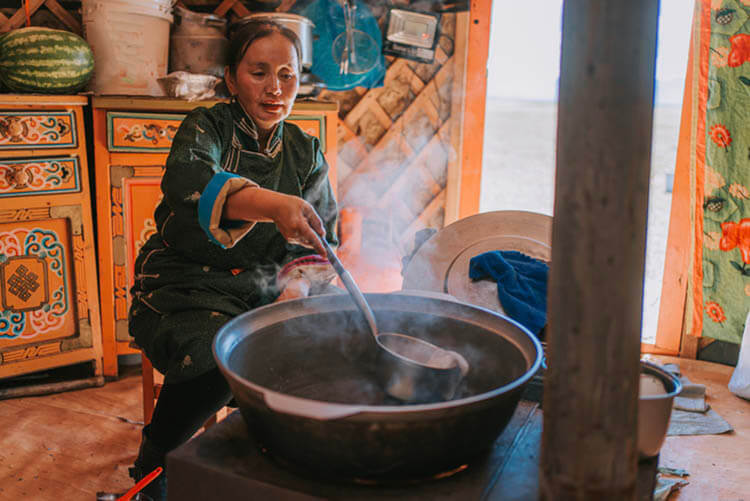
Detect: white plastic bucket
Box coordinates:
(82, 0, 174, 95)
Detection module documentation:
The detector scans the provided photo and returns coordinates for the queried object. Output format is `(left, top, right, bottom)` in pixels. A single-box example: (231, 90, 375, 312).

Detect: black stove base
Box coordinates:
(167, 402, 657, 500)
(168, 401, 544, 500)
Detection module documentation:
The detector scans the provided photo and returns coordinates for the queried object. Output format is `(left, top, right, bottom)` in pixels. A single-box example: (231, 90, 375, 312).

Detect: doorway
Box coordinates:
(479, 0, 694, 344)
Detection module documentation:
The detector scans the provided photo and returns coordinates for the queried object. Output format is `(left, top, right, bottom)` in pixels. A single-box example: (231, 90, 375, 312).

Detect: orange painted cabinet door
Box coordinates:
(107, 165, 164, 347)
(0, 96, 103, 379)
(0, 208, 96, 375)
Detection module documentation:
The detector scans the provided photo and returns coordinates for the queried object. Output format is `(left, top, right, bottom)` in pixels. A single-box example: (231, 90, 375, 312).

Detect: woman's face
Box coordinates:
(225, 32, 300, 133)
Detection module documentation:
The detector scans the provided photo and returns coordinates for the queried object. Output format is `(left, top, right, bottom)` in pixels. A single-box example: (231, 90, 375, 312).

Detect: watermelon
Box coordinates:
(0, 27, 94, 94)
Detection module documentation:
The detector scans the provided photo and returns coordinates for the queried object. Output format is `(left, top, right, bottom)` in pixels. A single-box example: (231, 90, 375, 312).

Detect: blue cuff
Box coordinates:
(198, 171, 243, 247)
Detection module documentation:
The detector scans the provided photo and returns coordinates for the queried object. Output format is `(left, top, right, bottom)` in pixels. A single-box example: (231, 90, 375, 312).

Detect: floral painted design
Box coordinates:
(711, 46, 730, 67)
(705, 165, 727, 193)
(0, 227, 69, 339)
(720, 218, 750, 274)
(705, 231, 723, 250)
(729, 183, 750, 199)
(705, 301, 727, 323)
(729, 34, 750, 67)
(709, 124, 732, 149)
(712, 0, 725, 9)
(0, 113, 75, 149)
(0, 159, 76, 195)
(715, 8, 737, 26)
(121, 124, 179, 145)
(704, 197, 726, 213)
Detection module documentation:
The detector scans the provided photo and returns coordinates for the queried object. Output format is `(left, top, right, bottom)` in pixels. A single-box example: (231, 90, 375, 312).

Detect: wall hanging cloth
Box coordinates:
(469, 250, 548, 337)
(294, 0, 385, 91)
(678, 0, 750, 344)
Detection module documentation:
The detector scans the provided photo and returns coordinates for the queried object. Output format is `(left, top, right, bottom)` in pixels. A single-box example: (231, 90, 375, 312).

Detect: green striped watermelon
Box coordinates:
(0, 27, 94, 94)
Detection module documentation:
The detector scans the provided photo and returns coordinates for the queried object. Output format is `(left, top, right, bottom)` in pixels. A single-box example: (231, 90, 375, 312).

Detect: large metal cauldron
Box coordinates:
(213, 293, 542, 481)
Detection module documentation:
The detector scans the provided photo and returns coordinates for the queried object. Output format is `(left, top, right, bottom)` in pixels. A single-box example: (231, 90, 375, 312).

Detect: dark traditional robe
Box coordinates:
(129, 99, 337, 383)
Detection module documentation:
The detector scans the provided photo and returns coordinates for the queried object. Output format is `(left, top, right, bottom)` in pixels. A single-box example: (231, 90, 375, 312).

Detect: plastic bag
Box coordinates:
(294, 0, 385, 91)
(157, 71, 221, 101)
(728, 310, 750, 400)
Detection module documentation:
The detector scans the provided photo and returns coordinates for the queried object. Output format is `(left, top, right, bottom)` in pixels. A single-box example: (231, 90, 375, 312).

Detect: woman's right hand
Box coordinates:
(224, 187, 326, 256)
(268, 192, 327, 256)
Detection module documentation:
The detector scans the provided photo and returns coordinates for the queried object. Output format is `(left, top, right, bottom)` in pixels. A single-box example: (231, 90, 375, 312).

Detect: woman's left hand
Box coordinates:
(275, 277, 311, 302)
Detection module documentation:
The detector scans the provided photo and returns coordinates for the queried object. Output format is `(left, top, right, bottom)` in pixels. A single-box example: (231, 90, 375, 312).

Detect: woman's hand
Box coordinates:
(224, 187, 326, 256)
(275, 277, 311, 302)
(269, 192, 326, 256)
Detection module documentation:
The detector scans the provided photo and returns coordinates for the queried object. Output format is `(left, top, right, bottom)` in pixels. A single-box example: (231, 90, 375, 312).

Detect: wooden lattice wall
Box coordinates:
(0, 0, 82, 34)
(320, 9, 468, 257)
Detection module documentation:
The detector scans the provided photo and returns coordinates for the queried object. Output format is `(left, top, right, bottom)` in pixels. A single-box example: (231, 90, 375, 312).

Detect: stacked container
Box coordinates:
(169, 6, 229, 78)
(82, 0, 174, 95)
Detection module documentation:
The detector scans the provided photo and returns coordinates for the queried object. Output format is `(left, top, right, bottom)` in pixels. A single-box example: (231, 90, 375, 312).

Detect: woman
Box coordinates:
(127, 20, 337, 499)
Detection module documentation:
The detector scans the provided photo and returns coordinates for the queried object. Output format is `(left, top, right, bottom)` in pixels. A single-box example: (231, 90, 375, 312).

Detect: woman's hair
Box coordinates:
(227, 19, 303, 75)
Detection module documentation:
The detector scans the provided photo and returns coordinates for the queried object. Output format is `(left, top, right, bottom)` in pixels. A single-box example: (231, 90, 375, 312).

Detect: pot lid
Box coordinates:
(402, 211, 553, 314)
(174, 5, 227, 26)
(444, 235, 550, 314)
(235, 12, 316, 28)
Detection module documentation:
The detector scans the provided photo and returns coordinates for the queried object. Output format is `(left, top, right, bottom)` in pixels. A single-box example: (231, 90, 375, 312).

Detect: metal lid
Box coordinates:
(174, 5, 227, 27)
(235, 12, 315, 28)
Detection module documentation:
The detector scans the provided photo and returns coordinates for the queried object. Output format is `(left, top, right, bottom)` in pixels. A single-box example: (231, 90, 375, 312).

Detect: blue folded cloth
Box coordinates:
(469, 250, 548, 336)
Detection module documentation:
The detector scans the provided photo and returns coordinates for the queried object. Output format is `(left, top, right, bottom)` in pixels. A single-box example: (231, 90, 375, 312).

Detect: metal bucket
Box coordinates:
(230, 13, 315, 70)
(638, 361, 682, 458)
(169, 6, 228, 77)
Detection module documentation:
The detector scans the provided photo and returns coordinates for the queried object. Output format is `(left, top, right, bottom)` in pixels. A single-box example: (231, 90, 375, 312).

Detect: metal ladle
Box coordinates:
(322, 240, 469, 403)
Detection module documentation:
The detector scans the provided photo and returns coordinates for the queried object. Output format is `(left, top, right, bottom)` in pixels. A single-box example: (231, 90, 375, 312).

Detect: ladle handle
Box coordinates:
(322, 240, 378, 338)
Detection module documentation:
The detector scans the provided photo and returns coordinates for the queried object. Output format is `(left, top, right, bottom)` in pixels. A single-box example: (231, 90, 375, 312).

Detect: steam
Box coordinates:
(334, 61, 458, 287)
(236, 295, 531, 408)
(244, 262, 283, 301)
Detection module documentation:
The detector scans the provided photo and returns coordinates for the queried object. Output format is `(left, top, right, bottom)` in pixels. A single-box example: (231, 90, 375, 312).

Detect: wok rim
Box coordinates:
(213, 292, 544, 417)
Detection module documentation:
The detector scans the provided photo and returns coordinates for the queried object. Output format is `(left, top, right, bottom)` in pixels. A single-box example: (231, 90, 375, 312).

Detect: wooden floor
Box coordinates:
(0, 357, 748, 500)
(0, 364, 143, 499)
(653, 355, 750, 500)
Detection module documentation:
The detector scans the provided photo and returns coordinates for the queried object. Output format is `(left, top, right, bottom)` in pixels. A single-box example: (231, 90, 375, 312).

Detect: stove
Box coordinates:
(167, 401, 544, 500)
(167, 401, 656, 500)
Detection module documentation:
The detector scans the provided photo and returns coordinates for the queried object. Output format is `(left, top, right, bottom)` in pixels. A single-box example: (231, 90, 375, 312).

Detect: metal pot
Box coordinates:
(298, 72, 326, 97)
(230, 13, 315, 70)
(638, 361, 682, 458)
(170, 6, 229, 77)
(213, 292, 543, 481)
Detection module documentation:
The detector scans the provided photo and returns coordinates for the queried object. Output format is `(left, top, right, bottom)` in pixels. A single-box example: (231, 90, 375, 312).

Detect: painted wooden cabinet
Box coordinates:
(92, 97, 338, 377)
(0, 95, 103, 379)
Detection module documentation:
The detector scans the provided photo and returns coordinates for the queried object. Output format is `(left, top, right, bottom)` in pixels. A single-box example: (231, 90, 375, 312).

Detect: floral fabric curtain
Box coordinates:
(685, 0, 750, 343)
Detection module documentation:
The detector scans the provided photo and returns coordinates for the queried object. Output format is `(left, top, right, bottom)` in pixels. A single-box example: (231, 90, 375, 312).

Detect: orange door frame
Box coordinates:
(458, 0, 492, 218)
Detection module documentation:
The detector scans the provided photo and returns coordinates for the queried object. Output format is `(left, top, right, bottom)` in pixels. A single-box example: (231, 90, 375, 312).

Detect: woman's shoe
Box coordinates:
(129, 427, 168, 501)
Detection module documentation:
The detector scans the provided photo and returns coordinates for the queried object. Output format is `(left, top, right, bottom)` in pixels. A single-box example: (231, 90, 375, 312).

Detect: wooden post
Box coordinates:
(540, 1, 659, 499)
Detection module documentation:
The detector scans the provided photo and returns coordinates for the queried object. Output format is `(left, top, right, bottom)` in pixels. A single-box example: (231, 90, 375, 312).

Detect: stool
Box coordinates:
(140, 353, 162, 425)
(140, 352, 228, 428)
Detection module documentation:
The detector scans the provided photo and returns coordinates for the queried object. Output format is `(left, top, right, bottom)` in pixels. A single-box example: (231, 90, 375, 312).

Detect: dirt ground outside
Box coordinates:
(480, 99, 682, 345)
